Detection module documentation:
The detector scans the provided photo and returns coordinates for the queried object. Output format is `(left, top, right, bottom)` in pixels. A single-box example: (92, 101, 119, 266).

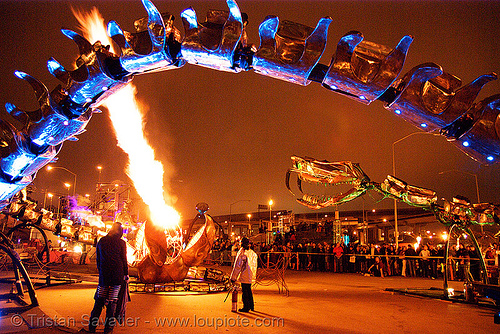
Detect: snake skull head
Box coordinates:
(286, 156, 371, 209)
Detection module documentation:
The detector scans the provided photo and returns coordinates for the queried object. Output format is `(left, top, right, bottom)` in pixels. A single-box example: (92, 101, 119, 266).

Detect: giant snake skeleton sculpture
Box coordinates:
(286, 155, 500, 289)
(0, 0, 499, 284)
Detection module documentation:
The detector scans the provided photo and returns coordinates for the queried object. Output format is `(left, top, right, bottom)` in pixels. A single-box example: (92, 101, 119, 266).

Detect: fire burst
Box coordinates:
(73, 8, 182, 261)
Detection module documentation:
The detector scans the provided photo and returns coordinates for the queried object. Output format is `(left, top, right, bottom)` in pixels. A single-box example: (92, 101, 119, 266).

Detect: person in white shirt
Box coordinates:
(230, 237, 258, 312)
(419, 245, 431, 278)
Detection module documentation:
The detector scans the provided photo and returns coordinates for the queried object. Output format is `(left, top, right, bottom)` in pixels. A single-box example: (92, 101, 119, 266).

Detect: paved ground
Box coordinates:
(1, 267, 499, 333)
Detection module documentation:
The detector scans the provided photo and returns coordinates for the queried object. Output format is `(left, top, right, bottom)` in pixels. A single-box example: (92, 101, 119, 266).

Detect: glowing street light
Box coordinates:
(247, 213, 252, 235)
(392, 131, 439, 249)
(47, 193, 53, 209)
(97, 165, 102, 183)
(269, 199, 273, 225)
(64, 182, 71, 196)
(43, 190, 49, 208)
(47, 165, 77, 196)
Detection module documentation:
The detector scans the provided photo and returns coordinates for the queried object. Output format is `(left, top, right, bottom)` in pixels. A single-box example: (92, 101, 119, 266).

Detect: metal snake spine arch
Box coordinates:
(1, 0, 499, 208)
(0, 0, 499, 282)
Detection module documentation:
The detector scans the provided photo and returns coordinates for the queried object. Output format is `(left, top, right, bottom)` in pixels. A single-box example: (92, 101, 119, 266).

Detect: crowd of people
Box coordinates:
(210, 236, 500, 282)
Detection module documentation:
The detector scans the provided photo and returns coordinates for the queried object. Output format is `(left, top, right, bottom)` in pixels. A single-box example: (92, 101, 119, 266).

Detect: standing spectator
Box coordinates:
(419, 245, 431, 278)
(88, 223, 128, 334)
(284, 242, 292, 269)
(347, 244, 356, 273)
(485, 246, 495, 265)
(230, 237, 258, 312)
(380, 244, 389, 275)
(317, 243, 325, 271)
(368, 244, 376, 269)
(333, 243, 343, 273)
(387, 245, 396, 276)
(399, 246, 407, 277)
(494, 243, 500, 268)
(296, 243, 306, 270)
(324, 242, 332, 271)
(223, 240, 231, 265)
(355, 244, 363, 273)
(429, 245, 438, 279)
(212, 239, 221, 264)
(312, 242, 319, 271)
(405, 245, 417, 277)
(306, 243, 313, 271)
(359, 245, 369, 273)
(468, 245, 481, 281)
(436, 244, 445, 278)
(456, 244, 468, 280)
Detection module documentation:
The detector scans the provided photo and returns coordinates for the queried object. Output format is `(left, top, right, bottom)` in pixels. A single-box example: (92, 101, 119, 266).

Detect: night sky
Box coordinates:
(1, 0, 499, 220)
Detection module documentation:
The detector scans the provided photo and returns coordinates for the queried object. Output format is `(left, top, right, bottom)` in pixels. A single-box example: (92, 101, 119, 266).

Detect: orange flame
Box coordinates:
(73, 8, 180, 230)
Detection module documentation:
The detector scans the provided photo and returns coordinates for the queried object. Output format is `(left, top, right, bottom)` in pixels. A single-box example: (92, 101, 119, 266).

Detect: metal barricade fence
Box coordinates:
(204, 249, 499, 283)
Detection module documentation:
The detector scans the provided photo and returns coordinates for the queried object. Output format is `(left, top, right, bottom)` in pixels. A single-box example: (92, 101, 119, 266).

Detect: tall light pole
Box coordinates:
(47, 166, 77, 196)
(47, 193, 53, 210)
(269, 199, 273, 219)
(438, 169, 482, 235)
(438, 169, 480, 203)
(43, 190, 48, 209)
(247, 213, 252, 235)
(97, 165, 102, 183)
(392, 132, 439, 249)
(268, 199, 273, 244)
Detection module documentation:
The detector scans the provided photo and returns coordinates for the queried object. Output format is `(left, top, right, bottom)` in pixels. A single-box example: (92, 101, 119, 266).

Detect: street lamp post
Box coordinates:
(97, 165, 102, 183)
(439, 169, 481, 235)
(268, 199, 273, 244)
(392, 132, 439, 249)
(47, 166, 77, 196)
(229, 199, 250, 236)
(47, 193, 53, 210)
(64, 182, 71, 196)
(438, 169, 480, 203)
(247, 213, 252, 235)
(229, 199, 251, 222)
(43, 190, 48, 209)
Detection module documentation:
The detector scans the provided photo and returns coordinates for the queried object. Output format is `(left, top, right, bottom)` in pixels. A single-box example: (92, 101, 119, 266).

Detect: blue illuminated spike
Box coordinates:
(181, 8, 198, 30)
(227, 0, 242, 22)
